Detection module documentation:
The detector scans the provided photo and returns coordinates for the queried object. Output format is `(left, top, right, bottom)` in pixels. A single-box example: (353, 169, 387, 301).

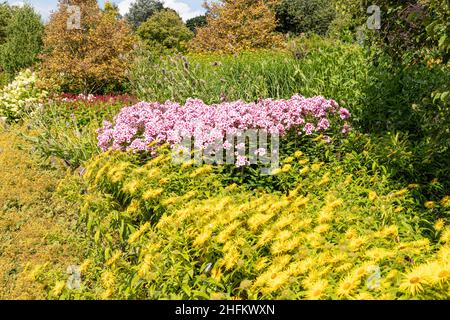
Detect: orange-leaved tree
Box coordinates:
(189, 0, 283, 53)
(40, 0, 136, 94)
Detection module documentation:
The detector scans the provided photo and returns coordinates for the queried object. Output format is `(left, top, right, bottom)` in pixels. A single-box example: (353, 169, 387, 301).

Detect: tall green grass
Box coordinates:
(130, 37, 369, 112)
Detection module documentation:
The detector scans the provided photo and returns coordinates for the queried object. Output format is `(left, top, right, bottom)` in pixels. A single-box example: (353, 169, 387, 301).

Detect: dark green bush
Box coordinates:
(0, 4, 43, 77)
(275, 0, 336, 36)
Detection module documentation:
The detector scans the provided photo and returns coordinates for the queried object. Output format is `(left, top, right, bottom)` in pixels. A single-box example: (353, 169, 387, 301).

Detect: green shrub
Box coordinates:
(275, 0, 336, 36)
(186, 15, 207, 34)
(131, 38, 368, 109)
(0, 4, 44, 77)
(137, 9, 193, 53)
(125, 0, 164, 29)
(23, 98, 129, 169)
(54, 144, 450, 299)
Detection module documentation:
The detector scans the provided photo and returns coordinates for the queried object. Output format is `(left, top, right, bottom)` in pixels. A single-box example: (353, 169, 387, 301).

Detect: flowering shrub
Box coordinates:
(97, 95, 351, 166)
(0, 69, 48, 122)
(55, 148, 450, 300)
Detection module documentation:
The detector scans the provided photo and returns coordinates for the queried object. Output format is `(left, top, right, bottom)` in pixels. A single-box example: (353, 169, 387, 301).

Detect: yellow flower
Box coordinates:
(128, 222, 150, 244)
(101, 288, 114, 300)
(79, 259, 92, 274)
(311, 163, 322, 172)
(386, 269, 398, 280)
(210, 267, 222, 282)
(126, 200, 139, 214)
(344, 174, 353, 185)
(298, 159, 309, 165)
(434, 218, 445, 231)
(349, 236, 368, 251)
(255, 257, 269, 271)
(345, 228, 357, 240)
(189, 165, 213, 178)
(210, 292, 226, 300)
(314, 224, 331, 234)
(317, 211, 332, 224)
(430, 263, 450, 285)
(379, 292, 394, 300)
(281, 164, 292, 173)
(368, 191, 377, 201)
(193, 229, 213, 247)
(354, 292, 374, 300)
(336, 274, 359, 297)
(284, 156, 294, 164)
(122, 179, 140, 195)
(399, 268, 429, 296)
(392, 189, 408, 198)
(146, 168, 160, 179)
(101, 271, 115, 288)
(336, 263, 353, 273)
(106, 251, 122, 267)
(222, 246, 240, 270)
(286, 258, 314, 277)
(159, 177, 169, 184)
(407, 183, 420, 189)
(424, 201, 435, 209)
(441, 196, 450, 207)
(299, 166, 309, 175)
(305, 279, 328, 300)
(51, 281, 66, 297)
(438, 245, 450, 263)
(440, 228, 450, 243)
(365, 248, 395, 261)
(262, 271, 290, 294)
(217, 221, 241, 243)
(181, 159, 196, 169)
(239, 279, 253, 290)
(317, 173, 330, 186)
(142, 188, 164, 201)
(294, 150, 303, 158)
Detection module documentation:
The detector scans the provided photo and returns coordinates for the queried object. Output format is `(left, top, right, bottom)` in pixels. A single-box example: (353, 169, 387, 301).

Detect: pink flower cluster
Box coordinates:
(97, 95, 351, 163)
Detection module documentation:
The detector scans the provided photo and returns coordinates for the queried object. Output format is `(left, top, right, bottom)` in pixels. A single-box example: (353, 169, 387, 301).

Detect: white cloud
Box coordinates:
(118, 0, 203, 21)
(10, 1, 25, 7)
(118, 0, 134, 16)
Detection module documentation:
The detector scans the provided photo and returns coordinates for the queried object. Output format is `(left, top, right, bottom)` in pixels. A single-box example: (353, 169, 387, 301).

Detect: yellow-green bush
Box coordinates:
(57, 147, 450, 300)
(0, 69, 47, 122)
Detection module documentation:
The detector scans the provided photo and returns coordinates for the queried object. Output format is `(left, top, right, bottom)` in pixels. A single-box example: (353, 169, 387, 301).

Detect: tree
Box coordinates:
(104, 0, 122, 19)
(125, 0, 164, 29)
(190, 0, 283, 53)
(40, 0, 136, 94)
(137, 9, 193, 53)
(0, 2, 13, 45)
(186, 15, 207, 34)
(0, 4, 44, 76)
(275, 0, 336, 36)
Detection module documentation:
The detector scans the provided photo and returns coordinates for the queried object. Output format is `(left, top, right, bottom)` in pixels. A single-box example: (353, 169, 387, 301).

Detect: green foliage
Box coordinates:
(424, 0, 449, 63)
(0, 4, 44, 77)
(131, 37, 368, 108)
(23, 99, 128, 169)
(0, 1, 13, 45)
(137, 9, 193, 53)
(275, 0, 336, 36)
(185, 15, 207, 34)
(125, 0, 164, 29)
(54, 143, 450, 299)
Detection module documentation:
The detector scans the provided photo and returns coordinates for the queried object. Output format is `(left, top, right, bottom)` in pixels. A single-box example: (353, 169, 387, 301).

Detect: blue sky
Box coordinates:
(5, 0, 206, 21)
